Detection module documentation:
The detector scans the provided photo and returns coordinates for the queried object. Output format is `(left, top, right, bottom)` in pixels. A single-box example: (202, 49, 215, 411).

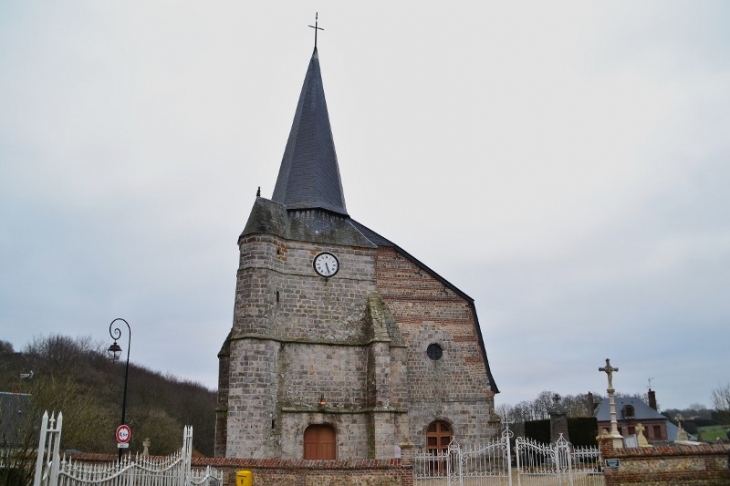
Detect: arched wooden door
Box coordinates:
(426, 421, 452, 453)
(426, 421, 452, 475)
(304, 424, 336, 460)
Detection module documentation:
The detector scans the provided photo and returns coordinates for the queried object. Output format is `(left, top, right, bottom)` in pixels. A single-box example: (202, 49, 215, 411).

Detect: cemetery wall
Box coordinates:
(599, 441, 730, 485)
(66, 453, 413, 486)
(202, 457, 413, 486)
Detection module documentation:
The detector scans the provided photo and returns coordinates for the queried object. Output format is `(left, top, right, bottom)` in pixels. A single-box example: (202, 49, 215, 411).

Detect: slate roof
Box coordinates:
(271, 48, 348, 216)
(594, 396, 692, 441)
(594, 397, 665, 422)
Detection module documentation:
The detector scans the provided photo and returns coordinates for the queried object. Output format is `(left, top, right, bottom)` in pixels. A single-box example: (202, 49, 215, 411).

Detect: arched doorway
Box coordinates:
(426, 421, 452, 453)
(303, 424, 336, 460)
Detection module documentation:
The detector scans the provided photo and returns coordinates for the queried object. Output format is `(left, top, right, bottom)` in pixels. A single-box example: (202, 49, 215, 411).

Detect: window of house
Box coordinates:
(653, 425, 662, 440)
(622, 405, 635, 418)
(304, 424, 336, 460)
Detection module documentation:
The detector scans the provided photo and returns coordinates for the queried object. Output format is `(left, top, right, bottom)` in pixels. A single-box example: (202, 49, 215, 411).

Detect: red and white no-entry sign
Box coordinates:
(116, 425, 131, 444)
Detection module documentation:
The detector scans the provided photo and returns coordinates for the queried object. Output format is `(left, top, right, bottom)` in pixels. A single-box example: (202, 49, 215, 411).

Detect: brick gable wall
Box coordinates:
(374, 246, 499, 447)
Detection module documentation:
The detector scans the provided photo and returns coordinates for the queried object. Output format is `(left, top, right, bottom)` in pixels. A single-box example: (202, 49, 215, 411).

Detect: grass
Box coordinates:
(697, 425, 730, 443)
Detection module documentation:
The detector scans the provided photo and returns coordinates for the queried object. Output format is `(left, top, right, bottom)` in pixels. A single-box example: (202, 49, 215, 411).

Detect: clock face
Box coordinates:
(314, 252, 339, 277)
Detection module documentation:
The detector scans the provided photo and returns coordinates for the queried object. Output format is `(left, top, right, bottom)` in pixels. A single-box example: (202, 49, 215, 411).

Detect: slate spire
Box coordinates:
(271, 48, 348, 216)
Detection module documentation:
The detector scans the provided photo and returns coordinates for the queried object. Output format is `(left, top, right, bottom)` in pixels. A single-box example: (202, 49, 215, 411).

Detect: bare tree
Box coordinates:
(711, 383, 730, 423)
(711, 383, 730, 410)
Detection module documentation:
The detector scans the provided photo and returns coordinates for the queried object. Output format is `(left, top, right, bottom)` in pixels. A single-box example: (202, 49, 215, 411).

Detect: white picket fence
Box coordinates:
(33, 412, 222, 486)
(414, 430, 604, 486)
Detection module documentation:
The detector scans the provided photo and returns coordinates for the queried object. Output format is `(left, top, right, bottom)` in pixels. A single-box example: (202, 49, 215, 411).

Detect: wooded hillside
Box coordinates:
(0, 335, 216, 457)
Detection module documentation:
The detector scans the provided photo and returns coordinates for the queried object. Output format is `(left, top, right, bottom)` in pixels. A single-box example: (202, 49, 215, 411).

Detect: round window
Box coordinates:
(426, 343, 443, 360)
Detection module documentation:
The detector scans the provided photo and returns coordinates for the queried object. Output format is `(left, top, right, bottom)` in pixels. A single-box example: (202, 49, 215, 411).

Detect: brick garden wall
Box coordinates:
(599, 441, 730, 485)
(199, 457, 413, 486)
(68, 454, 413, 486)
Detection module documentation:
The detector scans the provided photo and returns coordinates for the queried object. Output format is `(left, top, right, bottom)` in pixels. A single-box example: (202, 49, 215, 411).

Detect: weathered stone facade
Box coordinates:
(215, 47, 500, 460)
(215, 206, 500, 458)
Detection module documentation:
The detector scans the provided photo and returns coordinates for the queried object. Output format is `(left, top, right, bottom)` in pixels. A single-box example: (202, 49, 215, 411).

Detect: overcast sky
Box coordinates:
(1, 2, 729, 412)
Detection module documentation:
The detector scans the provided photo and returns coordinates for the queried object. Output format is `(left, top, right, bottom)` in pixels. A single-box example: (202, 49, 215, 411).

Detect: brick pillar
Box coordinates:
(596, 429, 614, 456)
(399, 439, 414, 467)
(596, 430, 616, 486)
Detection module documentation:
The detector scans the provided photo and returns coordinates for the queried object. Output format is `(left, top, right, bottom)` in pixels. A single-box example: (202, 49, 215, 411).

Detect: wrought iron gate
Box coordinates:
(415, 431, 604, 486)
(515, 435, 603, 486)
(414, 429, 513, 486)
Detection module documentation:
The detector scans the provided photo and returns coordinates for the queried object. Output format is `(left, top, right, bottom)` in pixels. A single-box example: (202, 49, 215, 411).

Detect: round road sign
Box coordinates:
(116, 425, 131, 444)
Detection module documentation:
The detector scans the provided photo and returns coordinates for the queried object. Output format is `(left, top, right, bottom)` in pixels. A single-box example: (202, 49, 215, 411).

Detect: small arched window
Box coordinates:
(304, 424, 336, 460)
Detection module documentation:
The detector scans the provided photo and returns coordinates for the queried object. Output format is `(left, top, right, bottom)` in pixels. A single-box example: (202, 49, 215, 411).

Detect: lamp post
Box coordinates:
(108, 318, 131, 460)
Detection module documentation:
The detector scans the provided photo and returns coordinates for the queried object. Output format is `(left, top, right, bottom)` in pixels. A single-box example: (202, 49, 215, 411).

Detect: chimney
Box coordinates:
(587, 392, 595, 413)
(648, 389, 657, 410)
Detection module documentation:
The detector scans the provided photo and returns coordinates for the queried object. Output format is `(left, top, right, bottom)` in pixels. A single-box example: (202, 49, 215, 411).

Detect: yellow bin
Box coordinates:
(236, 470, 253, 486)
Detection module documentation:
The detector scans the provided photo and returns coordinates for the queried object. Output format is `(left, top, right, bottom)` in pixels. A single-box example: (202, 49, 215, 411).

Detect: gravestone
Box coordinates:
(636, 423, 651, 447)
(549, 394, 570, 443)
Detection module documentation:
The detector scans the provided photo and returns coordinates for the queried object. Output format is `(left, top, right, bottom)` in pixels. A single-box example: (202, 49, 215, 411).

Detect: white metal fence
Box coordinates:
(414, 429, 513, 486)
(414, 431, 604, 486)
(516, 435, 603, 486)
(33, 411, 222, 486)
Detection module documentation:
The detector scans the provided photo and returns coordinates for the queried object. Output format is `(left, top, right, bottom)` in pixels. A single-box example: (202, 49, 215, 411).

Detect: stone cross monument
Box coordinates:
(675, 414, 689, 442)
(636, 423, 651, 447)
(599, 358, 624, 448)
(549, 393, 570, 443)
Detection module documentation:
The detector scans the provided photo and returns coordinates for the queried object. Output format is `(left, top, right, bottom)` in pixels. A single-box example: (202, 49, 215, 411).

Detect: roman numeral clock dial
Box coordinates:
(314, 252, 339, 278)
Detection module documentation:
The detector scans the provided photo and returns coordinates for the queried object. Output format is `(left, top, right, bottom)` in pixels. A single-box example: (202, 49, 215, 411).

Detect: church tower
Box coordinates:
(215, 46, 500, 460)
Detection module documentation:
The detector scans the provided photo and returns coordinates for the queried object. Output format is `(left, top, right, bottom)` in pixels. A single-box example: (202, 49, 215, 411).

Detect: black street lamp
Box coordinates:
(108, 317, 131, 460)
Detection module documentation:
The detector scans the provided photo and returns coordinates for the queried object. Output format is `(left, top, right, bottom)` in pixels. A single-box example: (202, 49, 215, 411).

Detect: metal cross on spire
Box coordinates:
(309, 12, 324, 49)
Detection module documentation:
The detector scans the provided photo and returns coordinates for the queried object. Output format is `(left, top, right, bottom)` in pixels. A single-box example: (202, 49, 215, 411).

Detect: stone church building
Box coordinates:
(215, 47, 500, 460)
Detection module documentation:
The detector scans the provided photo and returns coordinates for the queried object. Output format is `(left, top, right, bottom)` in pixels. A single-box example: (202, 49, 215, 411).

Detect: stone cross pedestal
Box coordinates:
(599, 358, 624, 448)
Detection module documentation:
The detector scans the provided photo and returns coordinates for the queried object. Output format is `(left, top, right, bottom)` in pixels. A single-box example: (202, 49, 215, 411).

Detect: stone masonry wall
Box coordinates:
(214, 339, 230, 456)
(223, 233, 409, 459)
(599, 439, 730, 486)
(232, 235, 378, 342)
(225, 339, 280, 458)
(375, 246, 498, 447)
(280, 411, 371, 460)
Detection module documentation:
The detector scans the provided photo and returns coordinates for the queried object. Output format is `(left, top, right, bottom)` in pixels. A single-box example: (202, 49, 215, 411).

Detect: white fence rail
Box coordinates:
(414, 429, 513, 486)
(516, 435, 603, 486)
(33, 412, 221, 486)
(415, 431, 604, 486)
